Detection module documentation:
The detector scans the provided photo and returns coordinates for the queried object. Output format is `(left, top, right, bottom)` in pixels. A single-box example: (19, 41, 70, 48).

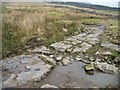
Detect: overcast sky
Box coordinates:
(3, 0, 120, 7)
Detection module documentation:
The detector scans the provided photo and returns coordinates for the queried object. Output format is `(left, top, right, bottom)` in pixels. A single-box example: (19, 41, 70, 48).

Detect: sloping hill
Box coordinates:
(48, 2, 118, 11)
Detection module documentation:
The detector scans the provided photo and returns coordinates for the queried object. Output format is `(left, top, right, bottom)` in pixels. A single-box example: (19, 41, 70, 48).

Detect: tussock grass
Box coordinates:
(101, 19, 119, 45)
(2, 3, 109, 58)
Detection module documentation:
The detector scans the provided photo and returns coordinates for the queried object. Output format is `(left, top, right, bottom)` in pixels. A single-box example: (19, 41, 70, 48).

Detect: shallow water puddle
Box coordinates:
(38, 61, 118, 88)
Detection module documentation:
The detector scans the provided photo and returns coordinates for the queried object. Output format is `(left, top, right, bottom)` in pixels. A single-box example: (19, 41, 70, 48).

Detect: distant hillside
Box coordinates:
(48, 2, 118, 11)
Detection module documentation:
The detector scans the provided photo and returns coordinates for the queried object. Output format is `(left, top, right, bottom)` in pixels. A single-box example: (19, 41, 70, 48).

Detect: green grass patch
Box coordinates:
(55, 20, 74, 25)
(43, 20, 78, 46)
(2, 7, 11, 13)
(86, 45, 102, 54)
(2, 22, 25, 58)
(101, 19, 119, 44)
(111, 50, 119, 58)
(82, 19, 100, 25)
(48, 11, 64, 16)
(44, 31, 65, 46)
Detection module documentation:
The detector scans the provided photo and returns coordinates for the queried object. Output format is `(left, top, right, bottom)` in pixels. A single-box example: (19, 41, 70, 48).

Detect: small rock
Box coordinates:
(62, 28, 68, 32)
(41, 84, 58, 88)
(66, 37, 81, 45)
(81, 42, 92, 52)
(101, 42, 120, 52)
(84, 64, 95, 71)
(39, 54, 56, 66)
(12, 65, 18, 69)
(85, 56, 89, 58)
(8, 60, 14, 64)
(114, 55, 120, 63)
(50, 42, 72, 52)
(72, 47, 82, 53)
(66, 48, 73, 52)
(62, 57, 71, 66)
(92, 86, 99, 90)
(105, 56, 108, 59)
(75, 58, 81, 61)
(28, 46, 50, 54)
(49, 55, 54, 58)
(94, 61, 118, 74)
(76, 57, 91, 64)
(96, 58, 101, 62)
(72, 81, 77, 84)
(95, 51, 112, 55)
(84, 64, 95, 75)
(56, 56, 63, 61)
(89, 57, 95, 61)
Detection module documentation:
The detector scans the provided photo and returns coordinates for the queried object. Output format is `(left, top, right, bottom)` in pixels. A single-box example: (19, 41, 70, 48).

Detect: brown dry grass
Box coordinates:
(2, 3, 108, 58)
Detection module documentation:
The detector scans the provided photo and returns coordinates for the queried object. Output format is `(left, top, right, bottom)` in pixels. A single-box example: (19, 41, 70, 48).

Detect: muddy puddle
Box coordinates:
(36, 61, 118, 88)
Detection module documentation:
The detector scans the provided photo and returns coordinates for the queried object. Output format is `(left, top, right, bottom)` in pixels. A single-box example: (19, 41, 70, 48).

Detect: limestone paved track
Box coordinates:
(2, 25, 119, 88)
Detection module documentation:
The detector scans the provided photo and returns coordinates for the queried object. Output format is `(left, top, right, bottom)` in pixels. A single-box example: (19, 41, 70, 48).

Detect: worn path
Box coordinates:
(1, 25, 119, 88)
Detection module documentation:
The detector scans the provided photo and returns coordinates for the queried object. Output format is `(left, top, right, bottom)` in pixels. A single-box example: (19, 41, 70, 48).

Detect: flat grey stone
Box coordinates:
(95, 51, 112, 55)
(50, 42, 72, 52)
(72, 47, 82, 53)
(3, 74, 17, 87)
(2, 54, 41, 74)
(28, 46, 50, 54)
(66, 38, 81, 45)
(3, 54, 53, 87)
(17, 62, 52, 86)
(38, 54, 56, 66)
(95, 61, 118, 74)
(19, 56, 37, 64)
(87, 38, 99, 45)
(77, 33, 87, 37)
(81, 42, 92, 52)
(101, 42, 120, 52)
(72, 34, 86, 41)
